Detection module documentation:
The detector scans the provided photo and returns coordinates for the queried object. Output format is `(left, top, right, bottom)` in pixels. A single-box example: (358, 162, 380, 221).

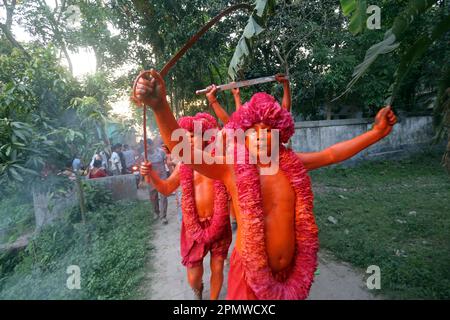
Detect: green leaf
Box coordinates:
(9, 167, 24, 182)
(228, 0, 277, 80)
(340, 0, 356, 16)
(335, 0, 440, 100)
(12, 164, 39, 176)
(12, 129, 29, 143)
(333, 31, 399, 100)
(243, 17, 264, 38)
(388, 14, 450, 104)
(391, 0, 438, 41)
(11, 122, 26, 129)
(340, 0, 367, 35)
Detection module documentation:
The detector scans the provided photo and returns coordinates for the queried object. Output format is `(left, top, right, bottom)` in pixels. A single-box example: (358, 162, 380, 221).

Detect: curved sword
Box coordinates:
(131, 3, 253, 161)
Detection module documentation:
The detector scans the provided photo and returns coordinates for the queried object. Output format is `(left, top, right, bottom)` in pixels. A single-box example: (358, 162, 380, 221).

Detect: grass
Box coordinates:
(0, 200, 153, 300)
(310, 151, 450, 299)
(0, 196, 34, 244)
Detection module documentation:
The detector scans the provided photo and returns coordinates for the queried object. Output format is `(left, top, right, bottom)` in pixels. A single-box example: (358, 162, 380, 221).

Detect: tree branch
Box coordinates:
(35, 0, 73, 74)
(2, 0, 17, 31)
(56, 0, 66, 24)
(0, 23, 30, 58)
(0, 0, 30, 58)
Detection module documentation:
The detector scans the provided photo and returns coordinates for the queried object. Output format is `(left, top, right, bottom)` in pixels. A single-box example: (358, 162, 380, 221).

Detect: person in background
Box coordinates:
(99, 150, 109, 169)
(89, 153, 101, 169)
(110, 144, 122, 176)
(89, 159, 107, 179)
(134, 144, 146, 188)
(132, 145, 141, 163)
(161, 144, 176, 177)
(143, 138, 168, 224)
(161, 143, 182, 222)
(72, 154, 83, 172)
(118, 143, 127, 174)
(90, 151, 109, 170)
(138, 139, 145, 155)
(123, 144, 136, 173)
(60, 161, 77, 181)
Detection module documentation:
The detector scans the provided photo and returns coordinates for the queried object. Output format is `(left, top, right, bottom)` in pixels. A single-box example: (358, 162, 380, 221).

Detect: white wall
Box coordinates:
(291, 116, 436, 164)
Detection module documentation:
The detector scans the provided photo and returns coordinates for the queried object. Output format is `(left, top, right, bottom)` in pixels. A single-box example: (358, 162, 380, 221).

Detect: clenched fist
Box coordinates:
(373, 106, 397, 137)
(140, 161, 153, 184)
(133, 69, 167, 110)
(205, 84, 219, 104)
(275, 73, 289, 84)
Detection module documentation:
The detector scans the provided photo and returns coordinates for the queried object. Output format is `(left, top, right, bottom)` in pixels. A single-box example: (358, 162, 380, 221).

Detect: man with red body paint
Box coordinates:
(141, 113, 231, 300)
(134, 69, 396, 299)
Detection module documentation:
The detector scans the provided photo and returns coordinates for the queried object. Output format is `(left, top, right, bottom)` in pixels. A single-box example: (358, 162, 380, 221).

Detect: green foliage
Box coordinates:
(0, 46, 77, 187)
(311, 152, 450, 299)
(2, 0, 448, 122)
(336, 0, 449, 169)
(389, 13, 450, 105)
(82, 182, 113, 213)
(0, 119, 39, 183)
(340, 0, 368, 35)
(228, 0, 276, 80)
(0, 201, 152, 299)
(75, 1, 130, 71)
(339, 0, 448, 104)
(0, 44, 120, 189)
(0, 195, 34, 244)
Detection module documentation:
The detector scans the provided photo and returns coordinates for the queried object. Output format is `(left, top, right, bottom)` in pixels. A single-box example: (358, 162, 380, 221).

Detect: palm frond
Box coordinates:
(228, 0, 276, 80)
(335, 0, 439, 100)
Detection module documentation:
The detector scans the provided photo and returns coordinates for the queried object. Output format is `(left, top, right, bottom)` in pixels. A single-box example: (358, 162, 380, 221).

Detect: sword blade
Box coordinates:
(196, 75, 287, 95)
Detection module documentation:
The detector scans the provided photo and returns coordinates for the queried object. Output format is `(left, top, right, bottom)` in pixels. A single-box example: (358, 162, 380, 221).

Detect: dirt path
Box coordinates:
(137, 190, 379, 300)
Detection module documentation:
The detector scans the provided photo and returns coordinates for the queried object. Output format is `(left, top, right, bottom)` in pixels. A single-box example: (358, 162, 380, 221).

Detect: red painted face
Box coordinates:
(246, 122, 273, 162)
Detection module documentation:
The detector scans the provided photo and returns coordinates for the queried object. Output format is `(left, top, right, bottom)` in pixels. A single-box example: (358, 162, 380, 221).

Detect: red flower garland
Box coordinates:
(180, 164, 229, 245)
(234, 146, 319, 299)
(224, 92, 318, 299)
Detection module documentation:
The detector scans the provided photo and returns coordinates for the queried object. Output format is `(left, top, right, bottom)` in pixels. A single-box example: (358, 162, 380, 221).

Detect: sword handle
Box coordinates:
(196, 87, 224, 95)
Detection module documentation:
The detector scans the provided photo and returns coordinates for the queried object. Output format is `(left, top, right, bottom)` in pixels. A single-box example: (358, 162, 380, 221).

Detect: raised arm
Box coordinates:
(232, 86, 242, 111)
(133, 70, 229, 181)
(275, 74, 291, 112)
(134, 70, 180, 153)
(297, 106, 397, 170)
(206, 85, 230, 124)
(141, 162, 180, 196)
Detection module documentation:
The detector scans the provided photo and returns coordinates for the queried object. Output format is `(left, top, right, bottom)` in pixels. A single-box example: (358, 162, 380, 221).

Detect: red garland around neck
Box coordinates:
(234, 146, 319, 300)
(179, 164, 229, 245)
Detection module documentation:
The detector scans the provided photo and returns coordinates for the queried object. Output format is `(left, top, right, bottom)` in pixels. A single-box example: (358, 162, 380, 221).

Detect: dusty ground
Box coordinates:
(137, 189, 379, 300)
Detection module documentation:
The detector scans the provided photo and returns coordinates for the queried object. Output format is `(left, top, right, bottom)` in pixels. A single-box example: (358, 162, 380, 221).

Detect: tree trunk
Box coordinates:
(444, 132, 450, 173)
(0, 24, 30, 58)
(60, 41, 73, 75)
(94, 47, 103, 71)
(36, 0, 73, 74)
(75, 174, 86, 224)
(0, 0, 30, 58)
(325, 102, 332, 120)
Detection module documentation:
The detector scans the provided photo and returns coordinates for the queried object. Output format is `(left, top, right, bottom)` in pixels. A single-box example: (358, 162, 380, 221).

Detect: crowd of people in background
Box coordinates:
(69, 141, 144, 178)
(86, 143, 140, 177)
(51, 134, 236, 230)
(64, 136, 179, 225)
